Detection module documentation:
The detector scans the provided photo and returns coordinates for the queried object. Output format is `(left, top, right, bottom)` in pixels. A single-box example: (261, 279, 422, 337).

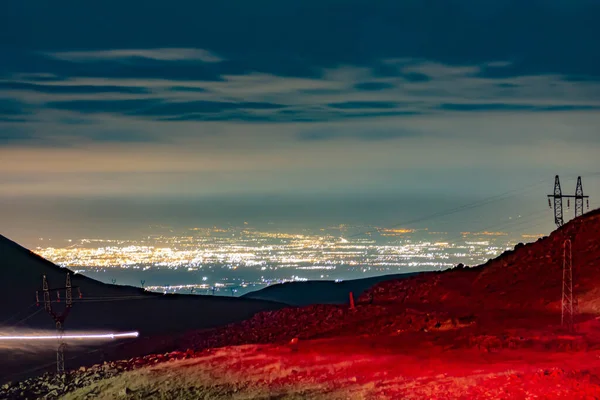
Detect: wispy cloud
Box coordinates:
(0, 98, 32, 122)
(45, 48, 224, 63)
(297, 127, 419, 141)
(353, 82, 396, 91)
(2, 56, 600, 151)
(484, 61, 513, 68)
(0, 81, 149, 95)
(328, 101, 399, 110)
(46, 99, 287, 118)
(4, 58, 600, 123)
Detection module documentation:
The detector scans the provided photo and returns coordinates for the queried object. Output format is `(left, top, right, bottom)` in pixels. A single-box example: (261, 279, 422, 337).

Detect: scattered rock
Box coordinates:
(120, 387, 134, 396)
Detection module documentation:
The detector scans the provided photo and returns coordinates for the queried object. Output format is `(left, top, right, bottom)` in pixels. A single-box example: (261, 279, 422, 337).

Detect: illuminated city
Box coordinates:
(33, 225, 542, 296)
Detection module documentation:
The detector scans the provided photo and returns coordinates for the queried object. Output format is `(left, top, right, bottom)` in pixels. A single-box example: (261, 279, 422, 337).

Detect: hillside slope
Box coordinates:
(361, 207, 600, 314)
(0, 234, 284, 382)
(64, 336, 600, 400)
(0, 234, 284, 333)
(241, 273, 418, 306)
(174, 209, 600, 351)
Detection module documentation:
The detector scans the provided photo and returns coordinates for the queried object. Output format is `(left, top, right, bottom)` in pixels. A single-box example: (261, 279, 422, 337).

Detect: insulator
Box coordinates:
(548, 198, 552, 208)
(78, 288, 83, 299)
(56, 291, 61, 302)
(36, 291, 40, 307)
(587, 199, 590, 209)
(567, 199, 570, 209)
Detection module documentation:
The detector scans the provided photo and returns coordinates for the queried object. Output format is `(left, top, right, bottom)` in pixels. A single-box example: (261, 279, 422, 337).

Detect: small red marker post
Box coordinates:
(349, 291, 355, 310)
(289, 337, 299, 352)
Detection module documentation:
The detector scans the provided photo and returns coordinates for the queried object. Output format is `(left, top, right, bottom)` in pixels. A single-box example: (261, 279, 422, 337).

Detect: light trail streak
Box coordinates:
(0, 331, 139, 341)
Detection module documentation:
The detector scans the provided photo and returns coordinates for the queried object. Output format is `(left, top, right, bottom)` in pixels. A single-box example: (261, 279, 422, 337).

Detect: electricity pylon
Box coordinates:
(574, 176, 589, 219)
(547, 175, 590, 228)
(561, 239, 575, 331)
(37, 273, 75, 377)
(548, 175, 565, 227)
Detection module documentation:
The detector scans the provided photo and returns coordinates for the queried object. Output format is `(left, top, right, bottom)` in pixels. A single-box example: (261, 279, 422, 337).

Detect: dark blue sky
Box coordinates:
(1, 0, 599, 243)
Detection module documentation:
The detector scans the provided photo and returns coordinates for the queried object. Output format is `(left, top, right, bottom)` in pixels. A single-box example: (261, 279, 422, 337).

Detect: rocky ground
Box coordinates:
(0, 349, 198, 399)
(4, 311, 600, 399)
(13, 325, 600, 400)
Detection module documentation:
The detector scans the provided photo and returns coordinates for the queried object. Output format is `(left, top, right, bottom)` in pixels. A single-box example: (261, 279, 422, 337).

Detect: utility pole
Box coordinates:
(37, 273, 75, 378)
(547, 175, 590, 228)
(561, 239, 575, 331)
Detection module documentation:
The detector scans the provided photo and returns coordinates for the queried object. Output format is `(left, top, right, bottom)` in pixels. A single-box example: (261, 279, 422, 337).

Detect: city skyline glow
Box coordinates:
(31, 221, 547, 296)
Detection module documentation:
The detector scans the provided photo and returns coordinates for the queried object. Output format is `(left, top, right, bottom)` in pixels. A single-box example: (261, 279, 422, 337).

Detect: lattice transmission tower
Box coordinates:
(561, 239, 575, 331)
(574, 176, 589, 219)
(35, 273, 80, 377)
(547, 175, 590, 228)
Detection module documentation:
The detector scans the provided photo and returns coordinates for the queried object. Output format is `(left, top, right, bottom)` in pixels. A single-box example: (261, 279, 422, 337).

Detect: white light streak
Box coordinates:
(0, 331, 139, 341)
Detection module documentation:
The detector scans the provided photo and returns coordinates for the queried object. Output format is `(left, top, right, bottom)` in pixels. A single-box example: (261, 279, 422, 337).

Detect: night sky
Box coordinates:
(1, 0, 600, 245)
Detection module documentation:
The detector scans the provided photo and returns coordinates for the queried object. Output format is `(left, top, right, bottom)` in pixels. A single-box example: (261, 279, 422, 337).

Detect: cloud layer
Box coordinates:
(2, 57, 600, 130)
(45, 48, 224, 63)
(1, 0, 600, 201)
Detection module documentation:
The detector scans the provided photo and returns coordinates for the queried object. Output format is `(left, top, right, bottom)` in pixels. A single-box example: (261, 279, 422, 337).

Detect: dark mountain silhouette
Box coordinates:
(0, 234, 284, 382)
(241, 273, 419, 306)
(0, 234, 284, 334)
(0, 234, 416, 383)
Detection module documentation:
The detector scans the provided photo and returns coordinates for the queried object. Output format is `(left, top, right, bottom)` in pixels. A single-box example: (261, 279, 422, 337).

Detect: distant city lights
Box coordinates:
(33, 225, 542, 296)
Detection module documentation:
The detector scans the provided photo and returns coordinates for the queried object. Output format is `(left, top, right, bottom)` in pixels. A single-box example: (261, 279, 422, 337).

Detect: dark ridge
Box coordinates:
(242, 273, 420, 306)
(0, 234, 285, 382)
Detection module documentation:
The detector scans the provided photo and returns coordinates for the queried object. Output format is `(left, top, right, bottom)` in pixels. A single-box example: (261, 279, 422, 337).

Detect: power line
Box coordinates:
(375, 207, 552, 273)
(349, 172, 599, 244)
(422, 209, 552, 268)
(0, 303, 37, 326)
(4, 307, 46, 328)
(348, 178, 550, 239)
(442, 208, 551, 247)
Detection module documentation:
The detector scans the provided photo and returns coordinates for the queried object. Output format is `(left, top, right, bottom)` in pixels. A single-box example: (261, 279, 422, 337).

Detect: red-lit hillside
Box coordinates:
(175, 208, 600, 350)
(363, 207, 600, 315)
